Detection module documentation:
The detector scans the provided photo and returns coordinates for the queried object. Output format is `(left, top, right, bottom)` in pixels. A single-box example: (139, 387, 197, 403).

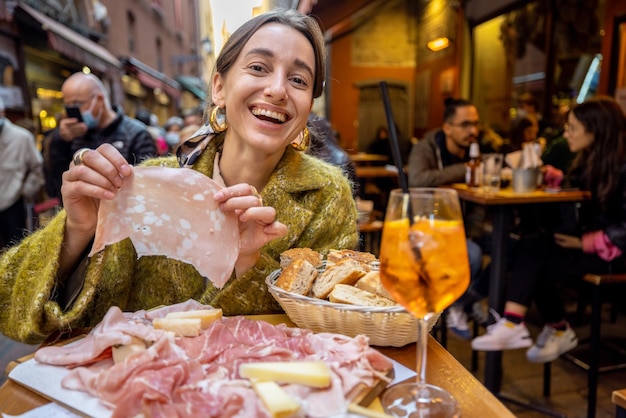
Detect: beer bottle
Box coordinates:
(465, 142, 481, 188)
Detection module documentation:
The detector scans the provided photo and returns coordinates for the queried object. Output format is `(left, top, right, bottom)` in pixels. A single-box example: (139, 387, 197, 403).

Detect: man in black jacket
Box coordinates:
(44, 72, 156, 202)
(408, 98, 488, 340)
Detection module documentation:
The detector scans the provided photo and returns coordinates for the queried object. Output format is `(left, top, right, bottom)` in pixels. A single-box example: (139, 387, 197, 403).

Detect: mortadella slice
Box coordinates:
(89, 166, 239, 288)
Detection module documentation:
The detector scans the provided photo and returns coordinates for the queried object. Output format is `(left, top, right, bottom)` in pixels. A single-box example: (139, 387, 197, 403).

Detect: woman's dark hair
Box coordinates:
(571, 96, 626, 208)
(443, 98, 474, 122)
(508, 116, 536, 151)
(207, 9, 325, 106)
(374, 126, 388, 139)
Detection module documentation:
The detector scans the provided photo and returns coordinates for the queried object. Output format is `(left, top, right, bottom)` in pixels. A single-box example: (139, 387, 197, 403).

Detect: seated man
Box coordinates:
(408, 97, 488, 339)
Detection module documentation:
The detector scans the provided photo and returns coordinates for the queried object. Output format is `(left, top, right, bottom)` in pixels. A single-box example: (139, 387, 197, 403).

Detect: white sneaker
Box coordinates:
(469, 301, 489, 326)
(471, 318, 533, 351)
(526, 325, 578, 363)
(446, 306, 471, 340)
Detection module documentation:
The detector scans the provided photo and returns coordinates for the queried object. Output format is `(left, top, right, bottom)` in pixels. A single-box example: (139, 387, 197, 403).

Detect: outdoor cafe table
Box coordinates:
(613, 388, 626, 417)
(355, 165, 400, 179)
(349, 152, 389, 164)
(0, 314, 514, 418)
(446, 184, 591, 395)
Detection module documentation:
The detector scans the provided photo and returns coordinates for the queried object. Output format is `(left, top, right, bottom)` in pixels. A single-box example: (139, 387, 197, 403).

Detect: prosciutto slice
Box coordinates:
(90, 166, 239, 288)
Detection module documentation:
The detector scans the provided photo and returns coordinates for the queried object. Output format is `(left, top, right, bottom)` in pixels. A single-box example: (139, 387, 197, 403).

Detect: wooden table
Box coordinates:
(0, 314, 514, 418)
(446, 184, 590, 395)
(613, 388, 626, 418)
(350, 152, 389, 164)
(355, 166, 400, 179)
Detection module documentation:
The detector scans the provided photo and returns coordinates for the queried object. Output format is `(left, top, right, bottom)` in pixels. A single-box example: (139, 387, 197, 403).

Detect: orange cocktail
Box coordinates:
(379, 217, 470, 317)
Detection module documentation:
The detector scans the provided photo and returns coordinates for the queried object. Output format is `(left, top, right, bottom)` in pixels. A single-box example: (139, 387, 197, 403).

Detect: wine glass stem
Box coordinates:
(416, 315, 430, 386)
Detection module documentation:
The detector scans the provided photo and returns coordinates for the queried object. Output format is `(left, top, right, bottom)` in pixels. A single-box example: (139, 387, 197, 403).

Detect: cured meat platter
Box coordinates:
(7, 306, 404, 418)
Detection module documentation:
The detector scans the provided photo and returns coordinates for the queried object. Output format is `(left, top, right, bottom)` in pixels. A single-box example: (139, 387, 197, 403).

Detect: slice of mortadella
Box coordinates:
(89, 166, 239, 288)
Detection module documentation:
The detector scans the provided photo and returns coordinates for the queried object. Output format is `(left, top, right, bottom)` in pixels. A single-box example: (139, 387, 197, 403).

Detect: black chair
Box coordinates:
(563, 273, 626, 418)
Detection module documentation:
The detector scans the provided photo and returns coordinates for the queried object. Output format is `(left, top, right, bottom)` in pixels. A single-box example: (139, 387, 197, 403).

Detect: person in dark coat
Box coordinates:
(44, 73, 156, 201)
(306, 112, 358, 196)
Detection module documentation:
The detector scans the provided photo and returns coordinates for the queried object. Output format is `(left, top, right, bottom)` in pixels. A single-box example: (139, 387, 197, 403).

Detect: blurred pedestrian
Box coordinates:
(0, 98, 45, 249)
(182, 105, 204, 127)
(163, 116, 184, 152)
(45, 72, 156, 201)
(135, 109, 168, 156)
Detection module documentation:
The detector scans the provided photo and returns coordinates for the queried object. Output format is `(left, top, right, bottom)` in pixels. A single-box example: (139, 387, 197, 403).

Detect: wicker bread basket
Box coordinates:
(266, 267, 440, 347)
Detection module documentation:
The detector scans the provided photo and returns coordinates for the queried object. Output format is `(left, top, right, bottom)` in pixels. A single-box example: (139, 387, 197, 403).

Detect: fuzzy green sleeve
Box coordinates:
(0, 212, 84, 342)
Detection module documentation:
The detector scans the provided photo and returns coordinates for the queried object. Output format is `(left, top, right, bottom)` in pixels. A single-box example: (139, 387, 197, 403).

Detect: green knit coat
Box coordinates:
(0, 135, 358, 343)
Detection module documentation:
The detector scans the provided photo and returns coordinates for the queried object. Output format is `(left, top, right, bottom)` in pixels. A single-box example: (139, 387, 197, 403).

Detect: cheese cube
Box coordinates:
(112, 337, 147, 364)
(251, 380, 301, 418)
(152, 317, 202, 337)
(165, 309, 223, 329)
(239, 361, 331, 388)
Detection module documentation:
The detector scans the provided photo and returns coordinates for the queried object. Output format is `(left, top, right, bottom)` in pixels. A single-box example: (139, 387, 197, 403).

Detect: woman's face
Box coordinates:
(523, 122, 538, 143)
(564, 113, 594, 152)
(212, 23, 314, 154)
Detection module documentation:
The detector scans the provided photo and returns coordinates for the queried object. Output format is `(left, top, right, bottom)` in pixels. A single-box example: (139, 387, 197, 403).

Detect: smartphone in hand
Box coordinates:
(64, 105, 84, 122)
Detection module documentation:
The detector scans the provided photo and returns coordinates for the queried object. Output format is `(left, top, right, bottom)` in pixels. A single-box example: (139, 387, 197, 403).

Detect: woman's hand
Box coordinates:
(214, 184, 288, 276)
(543, 164, 563, 188)
(61, 144, 132, 243)
(554, 232, 582, 249)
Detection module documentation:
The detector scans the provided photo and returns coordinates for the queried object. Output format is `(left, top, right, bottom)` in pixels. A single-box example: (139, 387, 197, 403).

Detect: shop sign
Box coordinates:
(122, 75, 146, 98)
(154, 88, 170, 106)
(0, 86, 25, 108)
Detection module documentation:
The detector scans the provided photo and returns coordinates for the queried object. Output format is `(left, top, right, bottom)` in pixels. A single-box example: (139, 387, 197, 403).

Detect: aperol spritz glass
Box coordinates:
(379, 188, 470, 418)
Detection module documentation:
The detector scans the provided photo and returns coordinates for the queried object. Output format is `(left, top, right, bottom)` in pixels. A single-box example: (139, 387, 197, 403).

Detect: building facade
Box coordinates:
(0, 0, 207, 139)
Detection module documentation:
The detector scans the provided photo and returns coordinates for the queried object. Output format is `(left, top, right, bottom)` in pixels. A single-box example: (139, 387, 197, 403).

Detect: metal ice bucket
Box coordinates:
(512, 168, 540, 193)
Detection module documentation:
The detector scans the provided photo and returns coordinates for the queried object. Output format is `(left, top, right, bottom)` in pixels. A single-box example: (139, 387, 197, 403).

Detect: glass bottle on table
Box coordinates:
(465, 142, 481, 189)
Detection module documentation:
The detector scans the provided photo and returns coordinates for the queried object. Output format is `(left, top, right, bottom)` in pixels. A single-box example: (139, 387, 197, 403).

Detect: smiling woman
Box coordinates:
(0, 9, 359, 344)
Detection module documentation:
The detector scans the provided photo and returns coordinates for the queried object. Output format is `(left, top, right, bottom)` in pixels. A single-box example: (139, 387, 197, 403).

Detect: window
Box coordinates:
(127, 11, 136, 53)
(156, 38, 163, 73)
(471, 0, 605, 137)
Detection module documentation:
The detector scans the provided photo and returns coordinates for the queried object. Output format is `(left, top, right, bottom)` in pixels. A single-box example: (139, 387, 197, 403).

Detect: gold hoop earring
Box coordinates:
(209, 106, 228, 132)
(291, 127, 309, 151)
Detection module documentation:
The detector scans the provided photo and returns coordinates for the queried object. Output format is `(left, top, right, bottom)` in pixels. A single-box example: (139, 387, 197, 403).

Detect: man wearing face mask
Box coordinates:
(45, 72, 156, 201)
(163, 116, 184, 153)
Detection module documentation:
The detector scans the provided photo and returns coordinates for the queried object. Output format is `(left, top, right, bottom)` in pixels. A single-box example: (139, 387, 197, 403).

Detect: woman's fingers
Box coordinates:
(263, 220, 289, 238)
(238, 206, 277, 225)
(214, 183, 264, 211)
(64, 144, 133, 199)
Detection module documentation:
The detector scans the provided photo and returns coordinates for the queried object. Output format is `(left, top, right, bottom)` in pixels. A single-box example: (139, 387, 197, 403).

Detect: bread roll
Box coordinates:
(328, 284, 398, 307)
(355, 271, 394, 301)
(275, 259, 318, 295)
(280, 248, 323, 268)
(311, 258, 369, 299)
(326, 249, 377, 266)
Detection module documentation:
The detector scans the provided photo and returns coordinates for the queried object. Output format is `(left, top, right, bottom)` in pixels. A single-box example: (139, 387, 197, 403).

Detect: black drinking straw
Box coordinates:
(379, 81, 415, 225)
(379, 81, 422, 260)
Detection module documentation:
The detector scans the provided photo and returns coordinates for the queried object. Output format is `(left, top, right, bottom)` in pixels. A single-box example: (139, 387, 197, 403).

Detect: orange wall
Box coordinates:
(414, 57, 459, 139)
(328, 35, 417, 152)
(327, 15, 463, 149)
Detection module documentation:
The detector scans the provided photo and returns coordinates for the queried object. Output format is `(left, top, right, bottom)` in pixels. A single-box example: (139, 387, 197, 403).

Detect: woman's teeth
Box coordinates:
(252, 108, 286, 123)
